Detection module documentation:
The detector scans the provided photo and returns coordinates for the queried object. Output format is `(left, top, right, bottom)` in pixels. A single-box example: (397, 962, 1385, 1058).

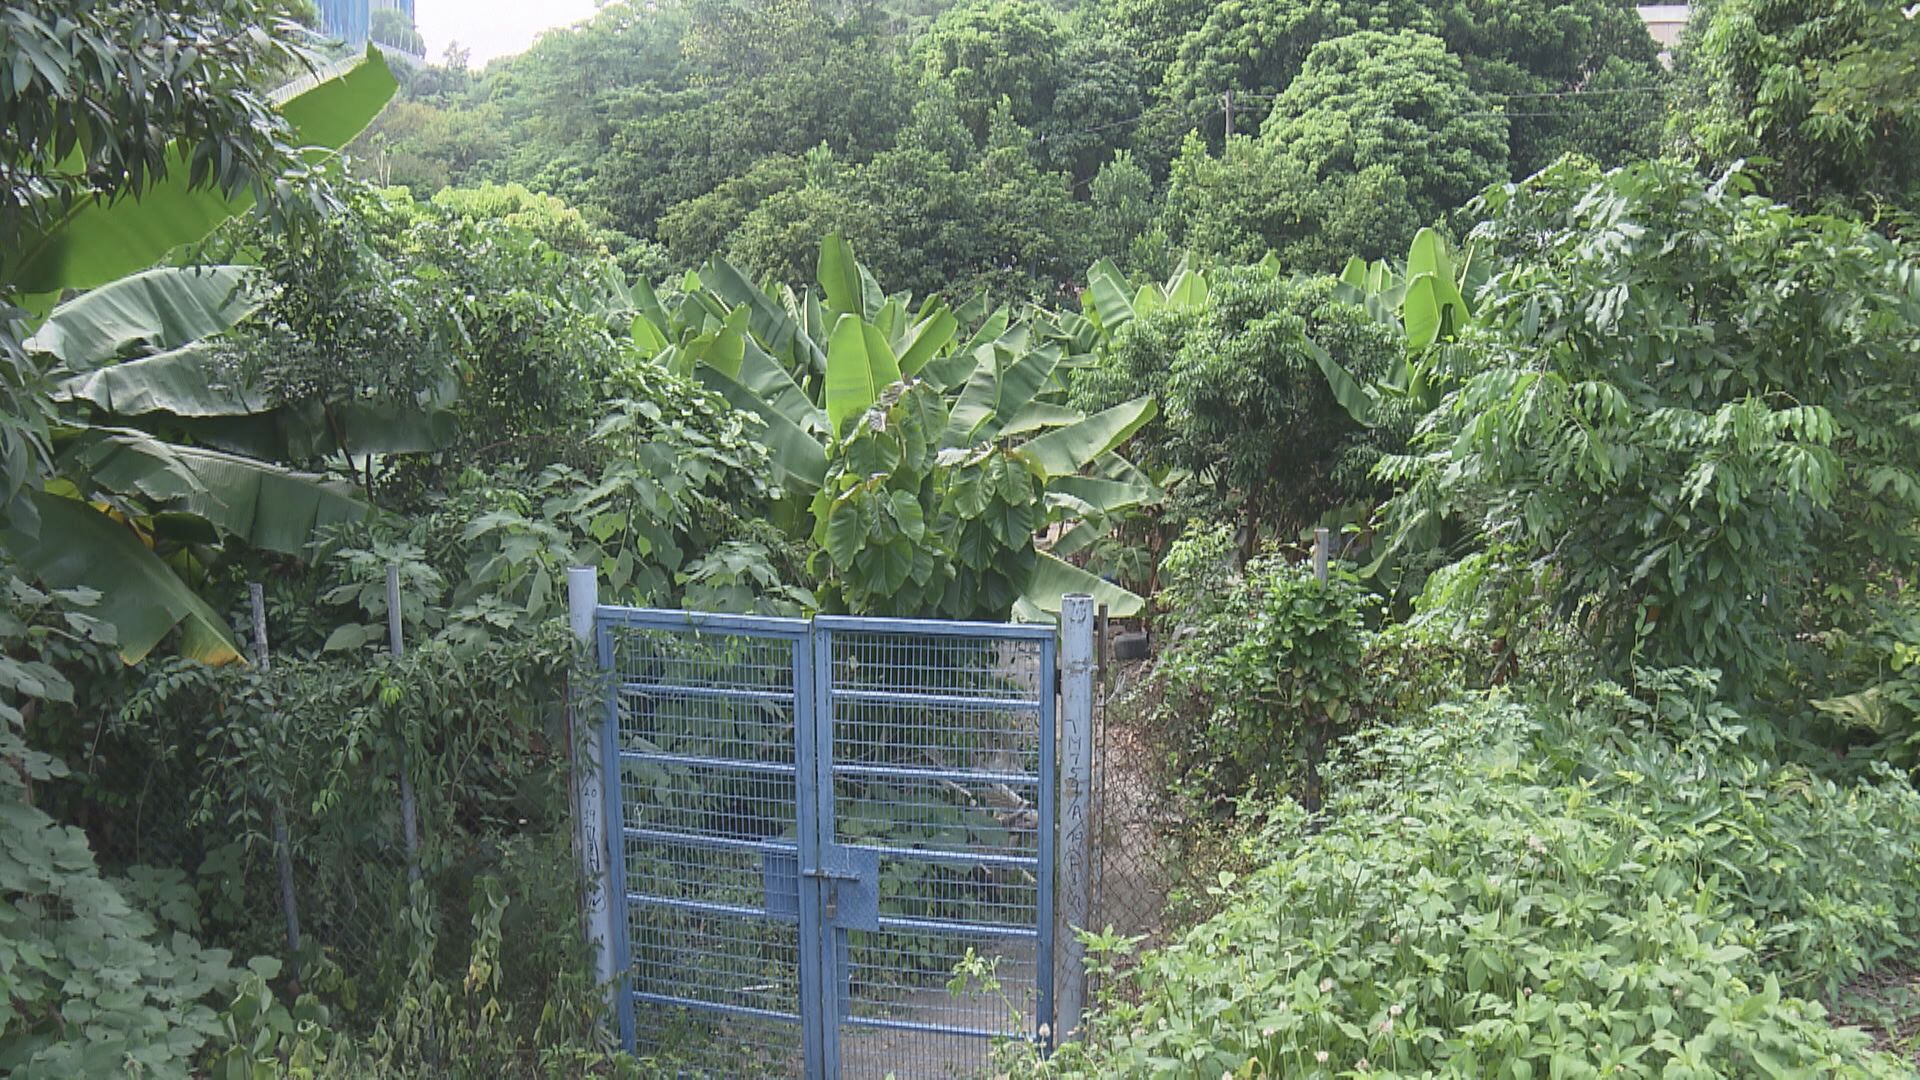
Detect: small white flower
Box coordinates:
(1315, 1050, 1330, 1064)
(1388, 1003, 1404, 1018)
(1319, 977, 1334, 993)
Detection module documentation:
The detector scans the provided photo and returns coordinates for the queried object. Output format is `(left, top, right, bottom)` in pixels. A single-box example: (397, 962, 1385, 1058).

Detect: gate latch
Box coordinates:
(802, 846, 880, 930)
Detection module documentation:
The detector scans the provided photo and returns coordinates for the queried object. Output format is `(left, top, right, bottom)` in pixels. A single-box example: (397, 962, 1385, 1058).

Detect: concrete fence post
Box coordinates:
(566, 567, 616, 1006)
(1055, 594, 1095, 1043)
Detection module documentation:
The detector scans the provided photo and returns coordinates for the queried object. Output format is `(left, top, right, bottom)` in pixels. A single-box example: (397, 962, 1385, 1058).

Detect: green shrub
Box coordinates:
(1026, 682, 1920, 1078)
(1383, 159, 1920, 700)
(1075, 270, 1403, 539)
(1153, 528, 1377, 805)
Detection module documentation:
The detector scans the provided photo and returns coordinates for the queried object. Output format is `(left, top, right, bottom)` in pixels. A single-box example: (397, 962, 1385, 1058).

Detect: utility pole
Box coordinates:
(1222, 89, 1234, 139)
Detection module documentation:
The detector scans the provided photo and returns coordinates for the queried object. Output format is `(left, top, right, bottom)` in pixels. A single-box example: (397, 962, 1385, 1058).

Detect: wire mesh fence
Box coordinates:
(1086, 617, 1180, 975)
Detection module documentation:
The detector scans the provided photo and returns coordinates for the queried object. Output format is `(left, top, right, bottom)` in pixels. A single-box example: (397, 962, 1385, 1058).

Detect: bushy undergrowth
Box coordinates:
(1025, 677, 1920, 1077)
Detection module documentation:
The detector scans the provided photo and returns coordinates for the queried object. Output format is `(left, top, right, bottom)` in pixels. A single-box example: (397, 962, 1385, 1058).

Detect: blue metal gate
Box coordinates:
(594, 607, 1057, 1078)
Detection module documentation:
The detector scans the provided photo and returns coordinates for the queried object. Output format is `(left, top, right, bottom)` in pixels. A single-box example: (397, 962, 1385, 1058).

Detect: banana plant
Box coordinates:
(624, 235, 1159, 618)
(1079, 257, 1212, 345)
(1, 49, 400, 664)
(1319, 227, 1484, 427)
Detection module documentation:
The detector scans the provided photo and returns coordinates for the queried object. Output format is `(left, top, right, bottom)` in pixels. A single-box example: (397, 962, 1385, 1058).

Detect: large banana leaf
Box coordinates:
(697, 258, 809, 362)
(1085, 259, 1135, 334)
(824, 315, 901, 437)
(4, 491, 242, 664)
(895, 309, 957, 377)
(1404, 228, 1471, 350)
(59, 342, 268, 417)
(75, 430, 366, 554)
(698, 368, 828, 491)
(1402, 273, 1446, 352)
(178, 399, 456, 460)
(1018, 397, 1157, 477)
(9, 48, 397, 296)
(1166, 266, 1210, 311)
(943, 344, 1059, 447)
(816, 233, 881, 321)
(1048, 474, 1162, 514)
(27, 266, 258, 369)
(1304, 336, 1378, 427)
(1016, 551, 1144, 619)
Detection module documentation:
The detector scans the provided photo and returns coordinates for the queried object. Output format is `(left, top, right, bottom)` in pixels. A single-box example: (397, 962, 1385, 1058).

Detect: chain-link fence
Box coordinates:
(1084, 615, 1180, 986)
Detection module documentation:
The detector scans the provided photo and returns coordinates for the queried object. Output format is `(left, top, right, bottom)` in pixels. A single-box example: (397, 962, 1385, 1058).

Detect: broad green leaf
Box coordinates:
(630, 314, 668, 357)
(725, 335, 824, 431)
(1304, 336, 1377, 427)
(1085, 259, 1134, 333)
(896, 309, 957, 377)
(1000, 402, 1083, 437)
(1048, 519, 1100, 559)
(59, 342, 269, 417)
(1019, 551, 1143, 618)
(699, 257, 805, 359)
(699, 367, 828, 490)
(9, 47, 397, 295)
(1019, 397, 1157, 478)
(1339, 255, 1369, 289)
(1048, 474, 1161, 514)
(824, 315, 902, 437)
(3, 491, 242, 664)
(77, 429, 366, 554)
(1404, 273, 1444, 352)
(1406, 227, 1471, 339)
(943, 344, 1059, 447)
(27, 266, 257, 369)
(682, 306, 750, 377)
(1166, 268, 1209, 311)
(817, 233, 864, 319)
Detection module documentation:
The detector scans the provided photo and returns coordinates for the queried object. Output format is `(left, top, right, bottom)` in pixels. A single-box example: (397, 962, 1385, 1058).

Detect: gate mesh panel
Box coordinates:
(610, 622, 806, 1077)
(827, 629, 1048, 1080)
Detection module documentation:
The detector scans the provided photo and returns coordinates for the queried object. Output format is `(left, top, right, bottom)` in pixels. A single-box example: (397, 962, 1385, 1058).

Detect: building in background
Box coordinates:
(314, 0, 423, 59)
(1638, 5, 1689, 64)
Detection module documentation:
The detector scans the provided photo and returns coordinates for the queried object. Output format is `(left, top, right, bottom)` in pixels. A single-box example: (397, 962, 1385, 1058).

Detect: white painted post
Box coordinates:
(1313, 527, 1330, 583)
(566, 567, 615, 1001)
(1056, 594, 1095, 1043)
(388, 565, 421, 887)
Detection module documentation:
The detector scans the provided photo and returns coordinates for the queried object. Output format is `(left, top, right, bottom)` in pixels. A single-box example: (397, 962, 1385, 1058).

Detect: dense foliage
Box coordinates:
(350, 0, 1670, 299)
(6, 0, 1920, 1074)
(1383, 159, 1920, 697)
(1029, 682, 1920, 1077)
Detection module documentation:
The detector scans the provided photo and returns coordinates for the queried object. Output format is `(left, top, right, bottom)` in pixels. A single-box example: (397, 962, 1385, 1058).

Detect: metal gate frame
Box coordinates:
(567, 575, 1095, 1079)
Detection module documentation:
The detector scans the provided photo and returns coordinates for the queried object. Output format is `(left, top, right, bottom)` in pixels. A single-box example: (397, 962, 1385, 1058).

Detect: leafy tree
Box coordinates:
(1678, 0, 1920, 212)
(1383, 159, 1920, 696)
(1261, 30, 1508, 235)
(0, 0, 314, 288)
(1163, 31, 1505, 269)
(355, 99, 507, 193)
(1032, 31, 1148, 184)
(914, 0, 1068, 144)
(1157, 0, 1658, 169)
(1088, 151, 1170, 279)
(1077, 268, 1403, 536)
(1106, 0, 1219, 90)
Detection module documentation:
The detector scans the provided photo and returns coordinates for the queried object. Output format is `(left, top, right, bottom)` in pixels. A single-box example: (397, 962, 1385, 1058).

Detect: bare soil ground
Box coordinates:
(1830, 962, 1920, 1066)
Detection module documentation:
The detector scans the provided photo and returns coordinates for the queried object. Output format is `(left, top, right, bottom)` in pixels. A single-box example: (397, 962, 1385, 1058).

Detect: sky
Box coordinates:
(414, 0, 602, 67)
